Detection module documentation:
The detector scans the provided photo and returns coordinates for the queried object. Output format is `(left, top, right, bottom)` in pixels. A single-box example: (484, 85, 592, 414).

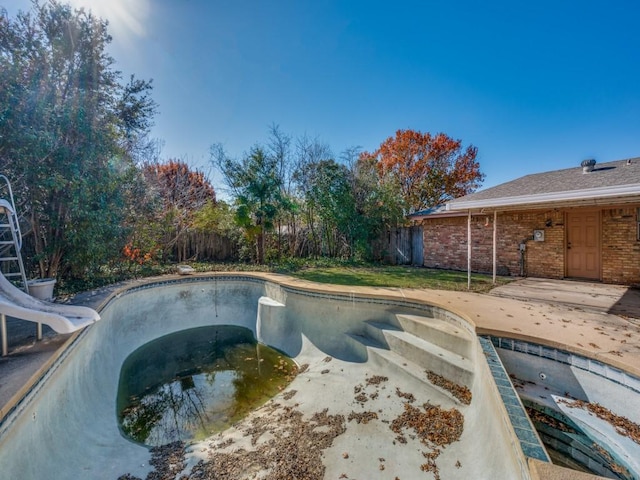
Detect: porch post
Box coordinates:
(1, 313, 7, 356)
(467, 210, 471, 290)
(493, 210, 497, 284)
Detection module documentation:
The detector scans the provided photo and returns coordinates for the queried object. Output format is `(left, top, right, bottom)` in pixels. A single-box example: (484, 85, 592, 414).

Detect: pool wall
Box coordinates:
(260, 281, 476, 361)
(0, 276, 531, 479)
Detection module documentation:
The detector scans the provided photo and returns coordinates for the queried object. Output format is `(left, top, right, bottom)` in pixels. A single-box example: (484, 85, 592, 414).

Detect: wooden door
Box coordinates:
(566, 210, 601, 280)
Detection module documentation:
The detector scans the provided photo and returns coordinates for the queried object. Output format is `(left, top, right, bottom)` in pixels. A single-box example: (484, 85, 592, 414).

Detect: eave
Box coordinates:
(446, 184, 640, 212)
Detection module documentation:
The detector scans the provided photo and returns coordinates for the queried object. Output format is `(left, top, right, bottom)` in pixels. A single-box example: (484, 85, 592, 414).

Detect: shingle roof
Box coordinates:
(448, 157, 640, 209)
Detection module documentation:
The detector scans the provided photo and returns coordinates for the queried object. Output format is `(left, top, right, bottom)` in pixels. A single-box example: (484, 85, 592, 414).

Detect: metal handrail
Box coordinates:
(0, 174, 21, 251)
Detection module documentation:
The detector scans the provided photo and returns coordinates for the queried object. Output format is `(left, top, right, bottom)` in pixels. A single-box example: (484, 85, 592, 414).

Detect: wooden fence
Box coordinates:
(173, 231, 238, 262)
(382, 226, 424, 265)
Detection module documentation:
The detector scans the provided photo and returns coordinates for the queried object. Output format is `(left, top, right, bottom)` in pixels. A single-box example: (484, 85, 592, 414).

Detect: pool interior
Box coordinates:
(2, 276, 638, 479)
(117, 325, 297, 446)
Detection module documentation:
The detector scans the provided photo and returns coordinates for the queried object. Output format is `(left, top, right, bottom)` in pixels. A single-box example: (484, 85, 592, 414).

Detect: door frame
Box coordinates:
(565, 209, 602, 280)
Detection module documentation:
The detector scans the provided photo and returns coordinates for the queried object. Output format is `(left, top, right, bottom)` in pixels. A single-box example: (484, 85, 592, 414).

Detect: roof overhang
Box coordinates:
(446, 184, 640, 211)
(409, 210, 479, 221)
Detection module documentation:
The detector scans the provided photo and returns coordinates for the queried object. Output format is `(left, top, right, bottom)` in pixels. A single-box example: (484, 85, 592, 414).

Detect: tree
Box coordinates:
(211, 144, 287, 263)
(291, 135, 334, 257)
(0, 2, 156, 278)
(144, 160, 215, 211)
(265, 124, 298, 258)
(141, 160, 216, 262)
(267, 123, 294, 196)
(362, 129, 483, 213)
(295, 159, 354, 257)
(346, 149, 405, 259)
(291, 146, 405, 260)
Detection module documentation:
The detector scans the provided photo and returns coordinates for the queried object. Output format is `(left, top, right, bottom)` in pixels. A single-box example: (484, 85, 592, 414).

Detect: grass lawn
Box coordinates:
(287, 264, 511, 293)
(58, 261, 511, 296)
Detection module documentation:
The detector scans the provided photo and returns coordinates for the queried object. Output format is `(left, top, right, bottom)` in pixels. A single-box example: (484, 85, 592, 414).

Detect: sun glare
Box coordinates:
(65, 0, 150, 40)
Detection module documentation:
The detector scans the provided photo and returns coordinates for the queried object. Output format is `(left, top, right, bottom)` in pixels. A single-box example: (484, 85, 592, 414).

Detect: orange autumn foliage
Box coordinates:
(362, 129, 483, 212)
(145, 160, 216, 210)
(137, 160, 216, 262)
(122, 243, 155, 265)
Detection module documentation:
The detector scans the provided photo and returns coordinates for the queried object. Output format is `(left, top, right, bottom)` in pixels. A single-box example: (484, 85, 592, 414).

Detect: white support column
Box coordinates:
(493, 210, 497, 284)
(1, 313, 7, 356)
(467, 210, 471, 290)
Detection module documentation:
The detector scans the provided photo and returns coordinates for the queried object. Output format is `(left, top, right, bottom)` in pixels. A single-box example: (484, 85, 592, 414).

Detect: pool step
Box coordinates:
(367, 345, 467, 406)
(394, 314, 474, 358)
(363, 320, 399, 346)
(345, 332, 386, 362)
(381, 329, 474, 388)
(349, 321, 475, 390)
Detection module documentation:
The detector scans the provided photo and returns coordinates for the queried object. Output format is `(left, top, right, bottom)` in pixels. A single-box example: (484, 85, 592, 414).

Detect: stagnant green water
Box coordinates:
(117, 325, 297, 446)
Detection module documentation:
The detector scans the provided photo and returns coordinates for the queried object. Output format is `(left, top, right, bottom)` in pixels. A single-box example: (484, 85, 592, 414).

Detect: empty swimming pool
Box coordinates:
(0, 274, 532, 479)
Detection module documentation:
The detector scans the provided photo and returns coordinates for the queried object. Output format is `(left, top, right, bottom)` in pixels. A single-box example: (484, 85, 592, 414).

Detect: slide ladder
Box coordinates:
(0, 174, 28, 293)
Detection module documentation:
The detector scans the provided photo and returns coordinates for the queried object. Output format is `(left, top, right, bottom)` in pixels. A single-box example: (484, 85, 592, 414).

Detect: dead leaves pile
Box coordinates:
(117, 441, 186, 480)
(191, 403, 346, 480)
(390, 403, 464, 479)
(425, 370, 472, 405)
(563, 399, 640, 445)
(349, 373, 464, 479)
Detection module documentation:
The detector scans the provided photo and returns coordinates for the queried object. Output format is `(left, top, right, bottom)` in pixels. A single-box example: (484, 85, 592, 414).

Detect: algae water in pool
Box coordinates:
(117, 325, 297, 446)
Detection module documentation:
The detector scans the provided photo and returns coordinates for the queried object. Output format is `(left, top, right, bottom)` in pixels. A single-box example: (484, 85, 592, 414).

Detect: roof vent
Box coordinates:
(581, 158, 596, 173)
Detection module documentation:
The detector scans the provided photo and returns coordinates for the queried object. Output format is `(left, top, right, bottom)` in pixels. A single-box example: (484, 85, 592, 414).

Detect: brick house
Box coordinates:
(409, 158, 640, 285)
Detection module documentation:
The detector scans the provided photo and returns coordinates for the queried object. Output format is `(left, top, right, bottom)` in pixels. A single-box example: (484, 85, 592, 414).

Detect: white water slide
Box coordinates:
(0, 268, 100, 334)
(0, 174, 99, 346)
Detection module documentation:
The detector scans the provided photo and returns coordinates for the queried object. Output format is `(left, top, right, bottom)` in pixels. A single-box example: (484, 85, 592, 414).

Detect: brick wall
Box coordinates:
(516, 210, 565, 279)
(422, 209, 566, 278)
(602, 207, 640, 284)
(422, 216, 469, 272)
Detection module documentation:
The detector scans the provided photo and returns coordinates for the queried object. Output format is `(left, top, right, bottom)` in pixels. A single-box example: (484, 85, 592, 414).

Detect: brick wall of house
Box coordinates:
(602, 207, 640, 284)
(420, 204, 640, 285)
(421, 209, 565, 279)
(421, 206, 640, 284)
(516, 210, 565, 279)
(422, 216, 469, 272)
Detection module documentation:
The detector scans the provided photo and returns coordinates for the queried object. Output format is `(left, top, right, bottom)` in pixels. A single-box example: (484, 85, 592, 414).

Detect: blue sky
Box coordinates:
(4, 0, 640, 191)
